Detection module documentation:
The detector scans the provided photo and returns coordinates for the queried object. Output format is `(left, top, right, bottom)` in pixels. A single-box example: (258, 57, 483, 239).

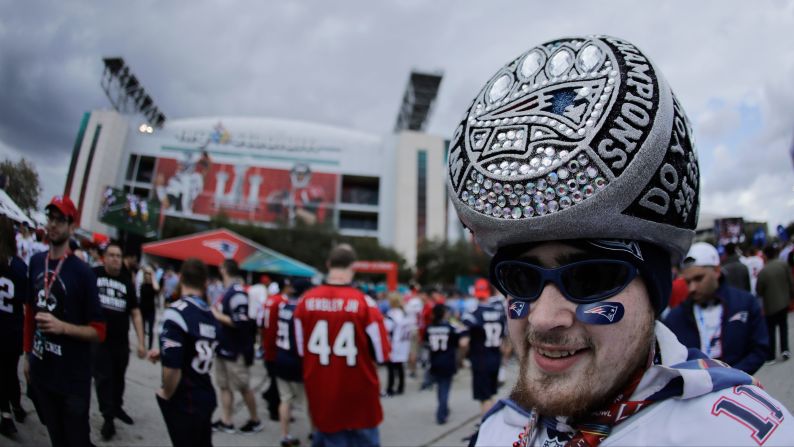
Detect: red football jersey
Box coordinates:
(262, 293, 287, 362)
(294, 284, 391, 433)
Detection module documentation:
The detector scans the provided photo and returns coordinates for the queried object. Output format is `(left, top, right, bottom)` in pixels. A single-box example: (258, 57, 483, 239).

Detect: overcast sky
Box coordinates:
(1, 1, 793, 232)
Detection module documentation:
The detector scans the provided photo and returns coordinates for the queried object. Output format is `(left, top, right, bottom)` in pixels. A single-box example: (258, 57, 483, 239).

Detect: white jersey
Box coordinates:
(740, 255, 765, 295)
(404, 296, 424, 330)
(475, 323, 794, 446)
(247, 284, 267, 322)
(15, 234, 33, 265)
(384, 308, 412, 363)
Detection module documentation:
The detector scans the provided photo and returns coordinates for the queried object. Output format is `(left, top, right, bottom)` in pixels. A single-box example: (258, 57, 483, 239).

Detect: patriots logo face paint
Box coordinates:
(508, 299, 530, 319)
(576, 302, 624, 325)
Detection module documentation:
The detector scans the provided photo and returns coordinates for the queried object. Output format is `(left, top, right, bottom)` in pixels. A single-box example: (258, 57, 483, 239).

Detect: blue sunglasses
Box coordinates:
(493, 259, 638, 304)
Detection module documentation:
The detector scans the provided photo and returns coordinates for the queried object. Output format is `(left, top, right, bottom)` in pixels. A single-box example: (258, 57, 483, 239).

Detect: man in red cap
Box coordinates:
(23, 196, 106, 446)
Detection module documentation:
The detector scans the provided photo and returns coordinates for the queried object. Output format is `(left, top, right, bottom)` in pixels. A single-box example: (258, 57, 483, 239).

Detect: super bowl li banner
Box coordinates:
(152, 150, 338, 226)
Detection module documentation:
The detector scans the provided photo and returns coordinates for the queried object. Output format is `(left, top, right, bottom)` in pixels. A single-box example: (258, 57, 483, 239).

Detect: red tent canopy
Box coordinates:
(142, 228, 319, 278)
(142, 228, 258, 266)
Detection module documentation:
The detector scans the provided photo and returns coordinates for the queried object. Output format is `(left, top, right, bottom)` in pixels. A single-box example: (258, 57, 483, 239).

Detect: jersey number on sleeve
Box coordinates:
(192, 339, 218, 374)
(0, 278, 13, 313)
(711, 385, 784, 445)
(483, 322, 502, 348)
(307, 320, 358, 366)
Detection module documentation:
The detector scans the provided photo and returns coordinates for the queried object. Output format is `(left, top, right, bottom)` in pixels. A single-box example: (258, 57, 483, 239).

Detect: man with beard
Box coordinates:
(92, 242, 146, 440)
(664, 242, 769, 374)
(445, 36, 794, 446)
(23, 196, 106, 446)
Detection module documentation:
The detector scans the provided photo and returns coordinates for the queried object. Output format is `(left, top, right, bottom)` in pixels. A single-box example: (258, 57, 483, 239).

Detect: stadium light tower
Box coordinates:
(394, 70, 443, 132)
(100, 57, 167, 128)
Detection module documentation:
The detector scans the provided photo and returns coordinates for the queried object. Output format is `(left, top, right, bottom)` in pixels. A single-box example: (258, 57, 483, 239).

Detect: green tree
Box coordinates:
(415, 238, 489, 286)
(170, 215, 411, 279)
(0, 157, 42, 211)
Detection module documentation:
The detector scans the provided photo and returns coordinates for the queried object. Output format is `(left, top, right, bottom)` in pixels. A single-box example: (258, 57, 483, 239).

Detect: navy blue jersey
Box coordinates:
(27, 251, 103, 396)
(425, 321, 466, 377)
(93, 266, 138, 344)
(0, 256, 28, 354)
(461, 298, 506, 371)
(159, 295, 220, 417)
(216, 283, 253, 360)
(274, 298, 302, 382)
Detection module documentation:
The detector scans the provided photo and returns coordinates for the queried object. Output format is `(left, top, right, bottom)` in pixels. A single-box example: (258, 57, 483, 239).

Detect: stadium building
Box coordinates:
(64, 68, 451, 265)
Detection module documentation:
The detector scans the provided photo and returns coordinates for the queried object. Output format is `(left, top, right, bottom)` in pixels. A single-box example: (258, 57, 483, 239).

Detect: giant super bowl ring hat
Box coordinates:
(447, 35, 700, 262)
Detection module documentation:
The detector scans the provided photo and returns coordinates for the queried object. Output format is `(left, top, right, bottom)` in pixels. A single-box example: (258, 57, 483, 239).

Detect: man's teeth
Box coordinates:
(538, 348, 578, 358)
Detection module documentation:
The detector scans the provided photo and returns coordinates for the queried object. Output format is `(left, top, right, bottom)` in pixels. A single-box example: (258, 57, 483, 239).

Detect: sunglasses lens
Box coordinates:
(496, 262, 543, 299)
(561, 261, 633, 302)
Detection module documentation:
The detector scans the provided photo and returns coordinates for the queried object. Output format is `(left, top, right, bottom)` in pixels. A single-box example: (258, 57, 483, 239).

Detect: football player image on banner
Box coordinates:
(99, 186, 161, 238)
(154, 150, 212, 215)
(265, 163, 328, 226)
(714, 217, 746, 247)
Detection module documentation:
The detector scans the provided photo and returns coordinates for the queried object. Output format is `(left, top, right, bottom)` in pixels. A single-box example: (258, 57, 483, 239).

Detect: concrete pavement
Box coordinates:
(7, 312, 794, 446)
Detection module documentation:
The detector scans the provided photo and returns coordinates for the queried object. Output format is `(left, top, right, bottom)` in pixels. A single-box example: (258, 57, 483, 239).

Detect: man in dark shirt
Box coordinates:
(23, 196, 106, 447)
(461, 281, 507, 417)
(274, 279, 311, 446)
(664, 242, 769, 374)
(150, 258, 220, 447)
(0, 216, 28, 437)
(425, 303, 466, 425)
(211, 259, 261, 434)
(721, 243, 751, 292)
(92, 242, 146, 440)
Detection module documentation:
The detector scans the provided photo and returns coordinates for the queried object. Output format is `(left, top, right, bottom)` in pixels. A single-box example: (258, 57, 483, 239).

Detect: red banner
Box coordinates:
(154, 154, 337, 225)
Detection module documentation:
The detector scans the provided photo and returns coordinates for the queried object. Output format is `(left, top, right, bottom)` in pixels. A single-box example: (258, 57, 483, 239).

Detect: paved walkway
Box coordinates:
(7, 312, 794, 446)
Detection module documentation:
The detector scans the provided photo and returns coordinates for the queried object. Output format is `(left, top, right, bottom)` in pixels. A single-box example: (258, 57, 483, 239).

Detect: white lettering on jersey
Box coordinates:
(99, 295, 128, 311)
(482, 311, 502, 321)
(45, 341, 62, 356)
(305, 297, 359, 313)
(199, 323, 216, 339)
(0, 277, 14, 313)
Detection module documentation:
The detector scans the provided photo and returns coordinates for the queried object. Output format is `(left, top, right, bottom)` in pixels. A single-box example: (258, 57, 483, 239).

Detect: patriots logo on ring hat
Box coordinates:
(446, 35, 700, 263)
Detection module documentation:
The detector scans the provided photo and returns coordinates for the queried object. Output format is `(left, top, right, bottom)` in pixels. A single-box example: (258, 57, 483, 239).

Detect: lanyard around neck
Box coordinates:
(44, 251, 68, 301)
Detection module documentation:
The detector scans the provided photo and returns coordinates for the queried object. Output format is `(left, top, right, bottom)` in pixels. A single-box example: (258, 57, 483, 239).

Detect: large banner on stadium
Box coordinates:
(99, 186, 161, 238)
(153, 152, 337, 226)
(714, 217, 745, 246)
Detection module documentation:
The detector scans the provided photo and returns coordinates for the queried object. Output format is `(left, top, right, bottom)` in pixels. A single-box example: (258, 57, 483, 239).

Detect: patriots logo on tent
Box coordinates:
(203, 239, 238, 258)
(508, 300, 529, 319)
